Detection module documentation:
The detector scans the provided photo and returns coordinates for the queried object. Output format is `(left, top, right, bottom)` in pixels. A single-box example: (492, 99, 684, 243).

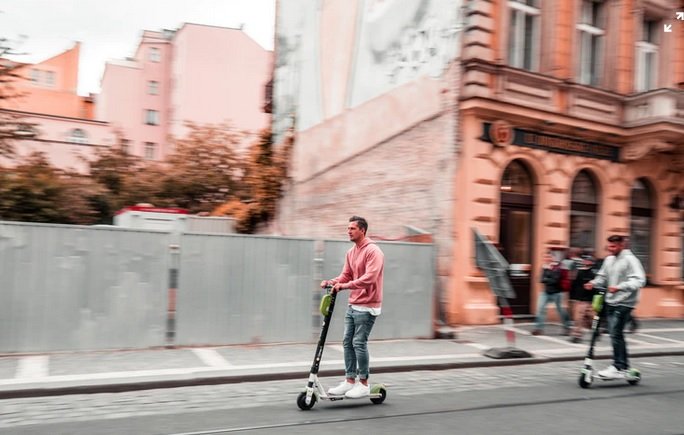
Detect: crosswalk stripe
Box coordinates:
(15, 355, 49, 379)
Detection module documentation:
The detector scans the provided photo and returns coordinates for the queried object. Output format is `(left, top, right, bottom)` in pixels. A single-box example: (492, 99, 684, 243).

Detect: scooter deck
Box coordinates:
(596, 373, 640, 381)
(324, 383, 387, 400)
(326, 392, 385, 400)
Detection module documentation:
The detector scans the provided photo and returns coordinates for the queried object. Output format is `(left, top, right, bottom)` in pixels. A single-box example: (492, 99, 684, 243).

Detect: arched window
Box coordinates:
(570, 170, 599, 251)
(630, 178, 654, 274)
(68, 128, 88, 144)
(500, 160, 533, 195)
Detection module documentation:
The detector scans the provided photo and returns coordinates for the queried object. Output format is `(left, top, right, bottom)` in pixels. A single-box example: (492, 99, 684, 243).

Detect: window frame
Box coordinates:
(144, 142, 156, 160)
(144, 109, 160, 126)
(68, 128, 88, 145)
(507, 0, 541, 71)
(149, 47, 161, 62)
(630, 178, 654, 276)
(635, 18, 660, 92)
(576, 0, 606, 86)
(569, 170, 599, 252)
(147, 80, 159, 95)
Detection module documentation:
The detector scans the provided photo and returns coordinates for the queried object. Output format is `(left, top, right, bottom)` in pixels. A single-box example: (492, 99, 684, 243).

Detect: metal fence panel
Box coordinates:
(0, 222, 169, 352)
(0, 222, 434, 352)
(322, 240, 434, 341)
(174, 234, 316, 345)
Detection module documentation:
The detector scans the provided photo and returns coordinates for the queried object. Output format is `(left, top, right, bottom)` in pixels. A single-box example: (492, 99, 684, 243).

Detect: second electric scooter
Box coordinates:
(297, 286, 387, 410)
(578, 286, 641, 388)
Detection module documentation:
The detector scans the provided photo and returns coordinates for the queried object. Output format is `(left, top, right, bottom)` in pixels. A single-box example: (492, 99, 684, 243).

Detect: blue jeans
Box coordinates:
(343, 307, 377, 380)
(606, 305, 632, 370)
(535, 292, 570, 331)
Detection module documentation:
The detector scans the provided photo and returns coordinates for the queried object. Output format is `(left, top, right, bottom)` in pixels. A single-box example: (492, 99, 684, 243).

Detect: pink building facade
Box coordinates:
(98, 24, 273, 161)
(272, 0, 684, 325)
(1, 43, 115, 172)
(0, 110, 113, 173)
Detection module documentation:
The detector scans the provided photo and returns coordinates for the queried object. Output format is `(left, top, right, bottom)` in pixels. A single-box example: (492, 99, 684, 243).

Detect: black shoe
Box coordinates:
(569, 336, 582, 344)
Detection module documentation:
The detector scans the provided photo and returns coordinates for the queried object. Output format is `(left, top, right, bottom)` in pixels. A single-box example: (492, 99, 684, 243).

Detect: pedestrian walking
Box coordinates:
(532, 251, 571, 336)
(568, 254, 597, 343)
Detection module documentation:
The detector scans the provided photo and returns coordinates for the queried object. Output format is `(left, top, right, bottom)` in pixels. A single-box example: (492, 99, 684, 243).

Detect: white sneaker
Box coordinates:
(328, 380, 355, 396)
(597, 365, 624, 379)
(345, 382, 370, 398)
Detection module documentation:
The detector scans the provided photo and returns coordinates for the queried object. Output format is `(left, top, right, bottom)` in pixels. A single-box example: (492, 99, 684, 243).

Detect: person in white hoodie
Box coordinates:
(585, 235, 645, 379)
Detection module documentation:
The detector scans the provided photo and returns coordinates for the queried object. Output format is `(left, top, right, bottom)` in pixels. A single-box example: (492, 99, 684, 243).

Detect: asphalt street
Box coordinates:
(3, 355, 684, 435)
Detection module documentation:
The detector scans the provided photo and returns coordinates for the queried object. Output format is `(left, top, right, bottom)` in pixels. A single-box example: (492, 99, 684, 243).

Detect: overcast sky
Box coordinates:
(0, 0, 275, 96)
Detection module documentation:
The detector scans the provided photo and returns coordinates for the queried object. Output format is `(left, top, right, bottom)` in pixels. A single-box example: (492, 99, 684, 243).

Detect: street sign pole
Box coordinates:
(473, 228, 532, 359)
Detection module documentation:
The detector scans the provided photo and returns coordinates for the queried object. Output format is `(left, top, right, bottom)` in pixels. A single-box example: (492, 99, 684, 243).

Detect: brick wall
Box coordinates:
(275, 64, 461, 323)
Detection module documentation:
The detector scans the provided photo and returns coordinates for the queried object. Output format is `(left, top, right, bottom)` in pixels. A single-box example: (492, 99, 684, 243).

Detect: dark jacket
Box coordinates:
(570, 267, 596, 301)
(540, 264, 562, 294)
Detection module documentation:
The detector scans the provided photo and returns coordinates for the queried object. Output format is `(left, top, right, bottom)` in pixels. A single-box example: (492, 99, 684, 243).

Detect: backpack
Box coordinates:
(560, 267, 571, 292)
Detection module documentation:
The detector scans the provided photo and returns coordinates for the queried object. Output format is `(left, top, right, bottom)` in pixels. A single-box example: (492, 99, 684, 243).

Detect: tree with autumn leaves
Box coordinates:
(0, 121, 291, 232)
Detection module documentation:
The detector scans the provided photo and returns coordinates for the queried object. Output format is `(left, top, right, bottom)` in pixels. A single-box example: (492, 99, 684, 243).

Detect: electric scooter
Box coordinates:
(578, 286, 641, 388)
(296, 286, 387, 410)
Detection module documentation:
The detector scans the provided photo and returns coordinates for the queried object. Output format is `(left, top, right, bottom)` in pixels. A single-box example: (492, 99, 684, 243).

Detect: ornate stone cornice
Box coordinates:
(621, 140, 675, 161)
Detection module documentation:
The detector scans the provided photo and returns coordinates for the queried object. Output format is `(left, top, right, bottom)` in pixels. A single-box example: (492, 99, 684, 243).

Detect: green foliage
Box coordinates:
(0, 152, 99, 224)
(213, 127, 292, 233)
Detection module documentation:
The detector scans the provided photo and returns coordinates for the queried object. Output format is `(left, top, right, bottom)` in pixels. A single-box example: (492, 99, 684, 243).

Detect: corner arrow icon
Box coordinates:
(664, 24, 672, 32)
(677, 11, 684, 20)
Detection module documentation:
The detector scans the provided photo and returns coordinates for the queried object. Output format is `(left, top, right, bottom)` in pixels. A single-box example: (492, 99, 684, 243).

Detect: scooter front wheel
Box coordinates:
(297, 391, 317, 410)
(578, 373, 592, 389)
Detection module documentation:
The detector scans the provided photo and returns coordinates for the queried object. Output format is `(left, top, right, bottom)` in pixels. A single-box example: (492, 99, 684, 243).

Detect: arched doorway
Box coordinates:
(499, 160, 535, 315)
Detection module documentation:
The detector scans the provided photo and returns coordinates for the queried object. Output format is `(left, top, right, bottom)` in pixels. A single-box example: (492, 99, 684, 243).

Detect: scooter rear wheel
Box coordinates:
(370, 387, 387, 404)
(297, 391, 317, 410)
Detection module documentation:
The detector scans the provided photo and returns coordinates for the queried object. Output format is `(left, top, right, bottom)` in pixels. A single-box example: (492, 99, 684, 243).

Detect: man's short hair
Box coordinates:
(607, 235, 625, 243)
(349, 216, 368, 234)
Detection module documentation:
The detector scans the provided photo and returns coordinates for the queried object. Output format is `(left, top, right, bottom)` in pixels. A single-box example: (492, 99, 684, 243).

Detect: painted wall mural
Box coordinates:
(273, 0, 464, 143)
(349, 0, 463, 107)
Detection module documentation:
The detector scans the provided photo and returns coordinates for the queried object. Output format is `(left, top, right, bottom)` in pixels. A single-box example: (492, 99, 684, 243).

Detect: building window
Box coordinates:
(507, 0, 540, 71)
(149, 47, 160, 62)
(30, 69, 40, 83)
(144, 142, 156, 160)
(45, 71, 55, 87)
(630, 178, 653, 275)
(570, 170, 599, 252)
(68, 128, 88, 144)
(635, 18, 659, 92)
(501, 160, 533, 194)
(145, 109, 160, 125)
(577, 0, 605, 86)
(148, 80, 159, 95)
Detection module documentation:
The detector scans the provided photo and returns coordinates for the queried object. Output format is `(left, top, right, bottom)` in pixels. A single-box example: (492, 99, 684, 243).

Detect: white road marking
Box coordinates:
(634, 333, 684, 344)
(464, 342, 491, 350)
(328, 345, 345, 353)
(15, 356, 49, 379)
(192, 348, 233, 368)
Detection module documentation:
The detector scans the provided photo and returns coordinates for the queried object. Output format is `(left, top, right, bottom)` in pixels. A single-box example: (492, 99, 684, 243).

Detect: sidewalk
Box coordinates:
(1, 319, 683, 399)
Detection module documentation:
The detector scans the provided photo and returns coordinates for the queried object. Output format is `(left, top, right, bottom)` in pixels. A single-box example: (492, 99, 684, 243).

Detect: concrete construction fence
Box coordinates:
(0, 221, 434, 353)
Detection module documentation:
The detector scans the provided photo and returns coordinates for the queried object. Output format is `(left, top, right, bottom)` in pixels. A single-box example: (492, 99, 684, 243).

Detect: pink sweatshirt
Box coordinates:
(332, 238, 384, 307)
